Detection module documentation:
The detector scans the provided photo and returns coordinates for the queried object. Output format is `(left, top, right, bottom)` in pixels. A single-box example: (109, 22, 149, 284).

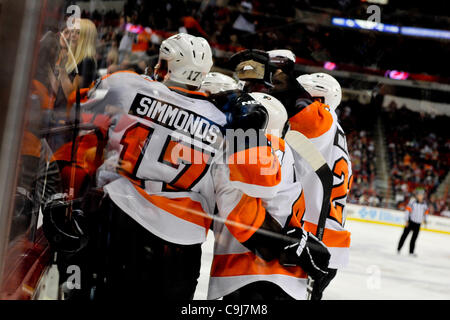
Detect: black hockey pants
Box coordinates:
(60, 194, 201, 300)
(397, 221, 421, 254)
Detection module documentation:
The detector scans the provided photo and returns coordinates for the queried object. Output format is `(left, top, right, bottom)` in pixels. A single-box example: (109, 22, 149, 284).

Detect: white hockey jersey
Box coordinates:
(85, 71, 227, 245)
(289, 101, 353, 269)
(208, 135, 308, 300)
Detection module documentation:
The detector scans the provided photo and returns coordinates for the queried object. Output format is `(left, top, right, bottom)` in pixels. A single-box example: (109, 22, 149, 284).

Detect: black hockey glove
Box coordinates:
(310, 268, 337, 300)
(211, 91, 269, 131)
(42, 195, 89, 254)
(279, 227, 330, 280)
(228, 49, 275, 90)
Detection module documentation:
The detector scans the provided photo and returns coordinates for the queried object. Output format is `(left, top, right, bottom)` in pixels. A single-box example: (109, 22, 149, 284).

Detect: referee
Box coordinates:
(397, 190, 429, 256)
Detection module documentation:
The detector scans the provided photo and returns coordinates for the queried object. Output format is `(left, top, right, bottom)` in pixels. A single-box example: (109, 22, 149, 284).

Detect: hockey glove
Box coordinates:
(228, 49, 275, 90)
(43, 195, 89, 254)
(279, 227, 330, 280)
(311, 268, 337, 300)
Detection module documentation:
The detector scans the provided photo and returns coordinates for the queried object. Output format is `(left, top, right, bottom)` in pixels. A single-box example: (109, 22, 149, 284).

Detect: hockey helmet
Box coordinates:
(268, 49, 296, 73)
(248, 92, 289, 138)
(157, 33, 213, 88)
(200, 72, 239, 94)
(296, 73, 342, 111)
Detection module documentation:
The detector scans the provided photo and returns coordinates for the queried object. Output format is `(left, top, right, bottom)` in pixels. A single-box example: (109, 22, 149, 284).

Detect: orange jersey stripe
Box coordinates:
(225, 194, 266, 243)
(101, 70, 139, 81)
(303, 221, 351, 248)
(211, 251, 307, 278)
(228, 146, 281, 187)
(289, 191, 306, 229)
(168, 86, 208, 97)
(133, 185, 212, 230)
(289, 101, 333, 139)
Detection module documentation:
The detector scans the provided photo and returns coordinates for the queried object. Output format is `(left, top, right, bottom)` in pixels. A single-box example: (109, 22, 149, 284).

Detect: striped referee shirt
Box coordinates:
(406, 198, 429, 224)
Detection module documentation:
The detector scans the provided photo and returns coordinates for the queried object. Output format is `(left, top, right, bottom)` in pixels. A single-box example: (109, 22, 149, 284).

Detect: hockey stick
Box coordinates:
(284, 130, 333, 299)
(61, 34, 80, 219)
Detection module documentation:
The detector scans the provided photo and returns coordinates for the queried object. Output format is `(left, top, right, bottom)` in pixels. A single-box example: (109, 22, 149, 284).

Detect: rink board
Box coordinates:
(346, 204, 450, 234)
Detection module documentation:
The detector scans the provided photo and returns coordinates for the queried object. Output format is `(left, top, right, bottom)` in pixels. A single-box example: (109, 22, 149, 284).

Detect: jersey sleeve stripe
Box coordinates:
(303, 221, 351, 248)
(289, 101, 333, 139)
(133, 185, 212, 230)
(228, 146, 281, 188)
(100, 70, 139, 81)
(210, 252, 308, 278)
(168, 86, 208, 97)
(224, 194, 266, 243)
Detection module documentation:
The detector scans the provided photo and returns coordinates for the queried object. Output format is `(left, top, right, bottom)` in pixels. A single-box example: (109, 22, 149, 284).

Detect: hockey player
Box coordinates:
(267, 49, 352, 300)
(79, 33, 222, 300)
(293, 72, 352, 300)
(59, 33, 283, 300)
(208, 92, 330, 300)
(230, 49, 352, 300)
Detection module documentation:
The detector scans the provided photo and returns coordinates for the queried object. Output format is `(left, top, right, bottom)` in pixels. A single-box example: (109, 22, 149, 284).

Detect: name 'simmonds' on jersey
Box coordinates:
(129, 93, 222, 147)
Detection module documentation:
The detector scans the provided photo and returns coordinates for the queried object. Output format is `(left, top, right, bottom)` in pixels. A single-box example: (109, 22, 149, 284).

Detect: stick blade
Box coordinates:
(285, 130, 326, 171)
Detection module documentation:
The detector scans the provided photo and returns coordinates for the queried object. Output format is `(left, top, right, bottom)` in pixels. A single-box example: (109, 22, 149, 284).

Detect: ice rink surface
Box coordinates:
(194, 219, 450, 300)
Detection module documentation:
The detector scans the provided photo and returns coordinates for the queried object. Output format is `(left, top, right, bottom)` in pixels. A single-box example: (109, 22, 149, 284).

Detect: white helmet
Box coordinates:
(248, 92, 289, 138)
(200, 72, 239, 94)
(268, 49, 296, 64)
(296, 73, 342, 110)
(158, 33, 213, 87)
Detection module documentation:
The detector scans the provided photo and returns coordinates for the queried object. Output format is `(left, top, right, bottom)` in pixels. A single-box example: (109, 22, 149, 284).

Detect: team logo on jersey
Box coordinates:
(129, 93, 223, 149)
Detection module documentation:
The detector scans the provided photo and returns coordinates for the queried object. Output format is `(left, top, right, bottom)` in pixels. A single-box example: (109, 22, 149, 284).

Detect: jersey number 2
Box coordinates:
(329, 157, 352, 225)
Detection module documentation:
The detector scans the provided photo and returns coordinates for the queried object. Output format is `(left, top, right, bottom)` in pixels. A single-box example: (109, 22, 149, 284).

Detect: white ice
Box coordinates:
(194, 219, 450, 300)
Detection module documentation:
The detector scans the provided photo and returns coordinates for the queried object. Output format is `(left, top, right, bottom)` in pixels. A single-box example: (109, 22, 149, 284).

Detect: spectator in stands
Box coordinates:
(180, 15, 209, 39)
(54, 18, 98, 111)
(50, 18, 97, 150)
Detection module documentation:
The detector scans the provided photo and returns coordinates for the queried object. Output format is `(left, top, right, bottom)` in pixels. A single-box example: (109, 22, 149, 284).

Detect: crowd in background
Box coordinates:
(79, 0, 450, 79)
(337, 98, 449, 215)
(337, 101, 380, 208)
(383, 104, 450, 215)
